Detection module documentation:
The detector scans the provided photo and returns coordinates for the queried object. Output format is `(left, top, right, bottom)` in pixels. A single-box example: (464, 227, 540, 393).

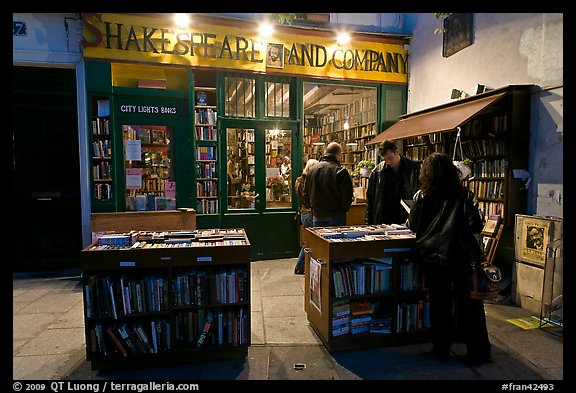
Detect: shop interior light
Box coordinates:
(174, 13, 190, 28)
(259, 21, 274, 38)
(346, 142, 358, 146)
(336, 32, 351, 46)
(313, 142, 325, 146)
(343, 119, 350, 130)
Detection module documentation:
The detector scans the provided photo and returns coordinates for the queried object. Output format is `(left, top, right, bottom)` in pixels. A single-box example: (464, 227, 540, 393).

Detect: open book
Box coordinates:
(482, 215, 501, 236)
(400, 199, 414, 214)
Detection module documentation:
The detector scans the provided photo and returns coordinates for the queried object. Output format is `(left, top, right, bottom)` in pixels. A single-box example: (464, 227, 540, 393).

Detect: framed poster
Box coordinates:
(309, 256, 322, 312)
(266, 43, 284, 69)
(443, 13, 473, 57)
(520, 218, 550, 266)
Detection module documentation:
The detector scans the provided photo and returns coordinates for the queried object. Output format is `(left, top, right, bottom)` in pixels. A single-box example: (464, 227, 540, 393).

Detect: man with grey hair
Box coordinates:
(303, 142, 354, 227)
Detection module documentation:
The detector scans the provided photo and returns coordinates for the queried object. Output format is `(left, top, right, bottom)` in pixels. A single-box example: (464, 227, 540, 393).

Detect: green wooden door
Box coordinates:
(220, 119, 300, 260)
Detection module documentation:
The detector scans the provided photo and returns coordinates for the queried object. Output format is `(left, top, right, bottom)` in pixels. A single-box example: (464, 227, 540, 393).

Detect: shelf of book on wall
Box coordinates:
(401, 85, 532, 229)
(81, 228, 251, 370)
(90, 97, 114, 211)
(303, 225, 430, 352)
(303, 92, 377, 172)
(196, 145, 218, 215)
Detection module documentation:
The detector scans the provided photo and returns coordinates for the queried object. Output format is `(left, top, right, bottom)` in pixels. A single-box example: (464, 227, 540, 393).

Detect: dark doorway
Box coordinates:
(13, 66, 82, 271)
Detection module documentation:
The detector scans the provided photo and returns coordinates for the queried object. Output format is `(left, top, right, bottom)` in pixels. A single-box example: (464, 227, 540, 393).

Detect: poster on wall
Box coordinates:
(125, 139, 142, 161)
(520, 218, 550, 265)
(309, 257, 322, 312)
(126, 168, 142, 189)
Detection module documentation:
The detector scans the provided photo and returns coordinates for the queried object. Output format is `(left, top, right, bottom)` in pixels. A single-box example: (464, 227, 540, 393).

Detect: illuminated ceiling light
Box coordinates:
(174, 13, 190, 28)
(336, 32, 351, 46)
(259, 21, 274, 38)
(313, 142, 325, 146)
(346, 142, 358, 146)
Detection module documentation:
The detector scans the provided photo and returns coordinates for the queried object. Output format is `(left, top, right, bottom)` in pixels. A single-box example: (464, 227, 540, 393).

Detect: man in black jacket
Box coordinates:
(303, 142, 354, 227)
(365, 140, 420, 225)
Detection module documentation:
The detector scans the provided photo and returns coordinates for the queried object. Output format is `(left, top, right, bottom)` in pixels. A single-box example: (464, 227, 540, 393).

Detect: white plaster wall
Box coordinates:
(331, 13, 405, 33)
(13, 13, 82, 65)
(405, 13, 563, 217)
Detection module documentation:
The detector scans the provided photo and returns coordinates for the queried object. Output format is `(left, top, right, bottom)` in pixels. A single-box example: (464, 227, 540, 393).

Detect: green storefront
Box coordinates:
(83, 13, 408, 260)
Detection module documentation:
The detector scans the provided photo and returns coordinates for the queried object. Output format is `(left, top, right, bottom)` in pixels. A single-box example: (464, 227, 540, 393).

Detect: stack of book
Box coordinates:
(331, 300, 351, 337)
(369, 316, 392, 334)
(350, 301, 373, 334)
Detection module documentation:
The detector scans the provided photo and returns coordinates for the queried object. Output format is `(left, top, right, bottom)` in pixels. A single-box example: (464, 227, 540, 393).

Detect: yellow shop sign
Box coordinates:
(82, 13, 408, 84)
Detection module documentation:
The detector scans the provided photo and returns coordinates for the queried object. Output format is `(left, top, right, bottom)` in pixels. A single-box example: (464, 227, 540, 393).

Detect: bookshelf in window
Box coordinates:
(302, 88, 377, 188)
(123, 125, 175, 211)
(194, 69, 217, 142)
(193, 70, 219, 215)
(81, 228, 250, 370)
(302, 225, 429, 352)
(90, 97, 113, 206)
(196, 145, 218, 214)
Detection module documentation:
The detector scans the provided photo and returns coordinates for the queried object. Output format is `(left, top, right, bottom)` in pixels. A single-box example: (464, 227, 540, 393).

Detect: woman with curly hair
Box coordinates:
(406, 152, 491, 365)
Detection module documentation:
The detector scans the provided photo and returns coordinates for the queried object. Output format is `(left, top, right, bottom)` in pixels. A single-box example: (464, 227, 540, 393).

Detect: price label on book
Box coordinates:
(197, 256, 212, 262)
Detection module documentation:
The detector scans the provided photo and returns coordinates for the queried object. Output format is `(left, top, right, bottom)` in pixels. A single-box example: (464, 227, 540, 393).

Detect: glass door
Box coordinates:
(264, 128, 293, 209)
(222, 121, 299, 260)
(226, 127, 257, 210)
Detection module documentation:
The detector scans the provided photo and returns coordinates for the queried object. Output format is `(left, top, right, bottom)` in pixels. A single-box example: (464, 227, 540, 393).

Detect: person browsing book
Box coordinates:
(365, 140, 420, 225)
(406, 152, 491, 365)
(293, 158, 318, 275)
(303, 142, 354, 227)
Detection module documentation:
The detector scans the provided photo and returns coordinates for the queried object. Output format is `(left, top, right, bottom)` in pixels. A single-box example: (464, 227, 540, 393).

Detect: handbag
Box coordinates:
(453, 127, 471, 180)
(470, 262, 502, 300)
(466, 227, 501, 300)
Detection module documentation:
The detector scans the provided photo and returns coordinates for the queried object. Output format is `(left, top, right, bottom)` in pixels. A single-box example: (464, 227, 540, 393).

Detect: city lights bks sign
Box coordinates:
(82, 13, 408, 84)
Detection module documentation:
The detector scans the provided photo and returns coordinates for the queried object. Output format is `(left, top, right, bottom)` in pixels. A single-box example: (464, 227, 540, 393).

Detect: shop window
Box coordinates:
(265, 128, 292, 209)
(224, 75, 256, 118)
(302, 82, 377, 188)
(265, 79, 290, 118)
(123, 125, 175, 210)
(226, 128, 256, 210)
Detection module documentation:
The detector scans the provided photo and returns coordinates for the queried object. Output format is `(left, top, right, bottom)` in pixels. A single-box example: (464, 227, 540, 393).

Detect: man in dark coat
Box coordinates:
(365, 140, 420, 225)
(303, 142, 354, 227)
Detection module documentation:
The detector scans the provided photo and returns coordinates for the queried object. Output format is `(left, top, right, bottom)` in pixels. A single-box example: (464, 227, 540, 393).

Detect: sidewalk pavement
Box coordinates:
(13, 259, 564, 382)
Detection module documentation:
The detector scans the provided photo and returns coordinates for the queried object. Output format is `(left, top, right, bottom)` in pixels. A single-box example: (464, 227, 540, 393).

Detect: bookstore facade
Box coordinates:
(82, 13, 410, 260)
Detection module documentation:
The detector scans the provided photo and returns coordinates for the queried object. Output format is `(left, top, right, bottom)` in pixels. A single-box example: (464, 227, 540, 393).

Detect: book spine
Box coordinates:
(196, 312, 214, 348)
(106, 325, 129, 358)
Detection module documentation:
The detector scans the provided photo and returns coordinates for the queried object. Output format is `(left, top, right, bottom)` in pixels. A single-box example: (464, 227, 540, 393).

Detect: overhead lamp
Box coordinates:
(174, 13, 190, 28)
(346, 142, 358, 146)
(336, 32, 351, 46)
(259, 21, 274, 38)
(313, 142, 325, 146)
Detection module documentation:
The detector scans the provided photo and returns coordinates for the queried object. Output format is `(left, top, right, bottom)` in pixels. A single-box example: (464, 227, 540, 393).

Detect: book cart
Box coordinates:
(303, 225, 429, 352)
(81, 228, 250, 370)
